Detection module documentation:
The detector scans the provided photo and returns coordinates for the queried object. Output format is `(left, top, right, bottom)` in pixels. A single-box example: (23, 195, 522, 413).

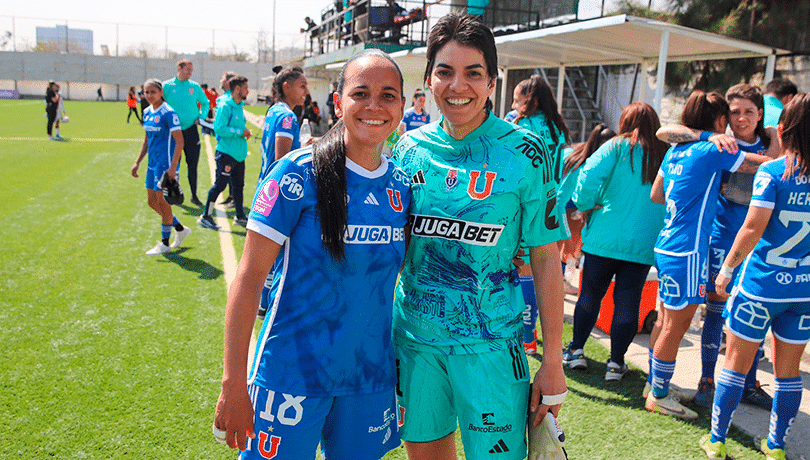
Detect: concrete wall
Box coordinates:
(0, 51, 277, 102)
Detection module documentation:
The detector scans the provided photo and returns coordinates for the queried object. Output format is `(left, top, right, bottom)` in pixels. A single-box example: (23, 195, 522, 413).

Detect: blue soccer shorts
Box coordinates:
(145, 165, 168, 192)
(725, 288, 810, 344)
(706, 230, 741, 294)
(655, 251, 708, 310)
(239, 384, 400, 460)
(395, 342, 529, 460)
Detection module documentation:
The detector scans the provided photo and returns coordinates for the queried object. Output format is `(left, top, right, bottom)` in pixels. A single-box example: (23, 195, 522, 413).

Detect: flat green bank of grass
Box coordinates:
(0, 100, 761, 459)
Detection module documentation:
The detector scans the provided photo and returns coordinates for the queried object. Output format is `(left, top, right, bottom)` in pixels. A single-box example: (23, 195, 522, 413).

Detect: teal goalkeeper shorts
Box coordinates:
(395, 342, 530, 460)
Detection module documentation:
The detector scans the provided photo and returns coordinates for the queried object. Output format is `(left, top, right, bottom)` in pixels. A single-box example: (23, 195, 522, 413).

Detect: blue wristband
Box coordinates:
(699, 131, 711, 142)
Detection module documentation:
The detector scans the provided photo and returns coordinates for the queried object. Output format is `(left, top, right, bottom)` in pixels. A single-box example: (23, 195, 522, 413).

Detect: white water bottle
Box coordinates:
(300, 119, 312, 145)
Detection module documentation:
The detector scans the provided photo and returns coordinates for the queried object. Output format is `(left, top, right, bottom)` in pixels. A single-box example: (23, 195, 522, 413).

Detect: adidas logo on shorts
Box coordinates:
(488, 439, 509, 453)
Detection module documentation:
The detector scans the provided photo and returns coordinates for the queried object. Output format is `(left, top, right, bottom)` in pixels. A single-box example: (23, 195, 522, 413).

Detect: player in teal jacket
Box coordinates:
(199, 76, 252, 230)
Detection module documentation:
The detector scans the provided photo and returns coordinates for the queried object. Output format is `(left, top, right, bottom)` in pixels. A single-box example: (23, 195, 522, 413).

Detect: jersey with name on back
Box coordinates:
(143, 102, 181, 169)
(736, 157, 810, 301)
(246, 146, 411, 396)
(260, 101, 300, 183)
(655, 140, 746, 257)
(391, 113, 565, 354)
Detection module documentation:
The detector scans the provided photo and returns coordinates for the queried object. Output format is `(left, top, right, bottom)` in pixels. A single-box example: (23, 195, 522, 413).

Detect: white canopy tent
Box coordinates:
(387, 14, 788, 116)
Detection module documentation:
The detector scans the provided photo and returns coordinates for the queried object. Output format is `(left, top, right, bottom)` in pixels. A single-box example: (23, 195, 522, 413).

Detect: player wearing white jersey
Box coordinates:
(701, 93, 810, 460)
(214, 50, 408, 460)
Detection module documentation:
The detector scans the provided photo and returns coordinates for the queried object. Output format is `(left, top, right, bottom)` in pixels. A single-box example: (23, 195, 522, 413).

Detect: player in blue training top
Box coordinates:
(646, 90, 767, 420)
(214, 49, 409, 460)
(701, 93, 810, 460)
(657, 84, 781, 409)
(130, 79, 191, 255)
(397, 89, 430, 135)
(255, 66, 308, 320)
(391, 15, 567, 460)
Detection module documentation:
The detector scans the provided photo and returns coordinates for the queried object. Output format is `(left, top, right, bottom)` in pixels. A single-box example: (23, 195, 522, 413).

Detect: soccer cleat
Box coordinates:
(694, 377, 716, 408)
(54, 134, 63, 140)
(645, 392, 698, 420)
(145, 241, 172, 255)
(562, 347, 587, 370)
(198, 214, 220, 230)
(760, 439, 786, 460)
(699, 433, 726, 459)
(642, 381, 695, 403)
(233, 217, 248, 227)
(524, 340, 538, 355)
(741, 382, 773, 410)
(220, 195, 233, 205)
(170, 227, 191, 249)
(605, 361, 629, 381)
(190, 196, 203, 206)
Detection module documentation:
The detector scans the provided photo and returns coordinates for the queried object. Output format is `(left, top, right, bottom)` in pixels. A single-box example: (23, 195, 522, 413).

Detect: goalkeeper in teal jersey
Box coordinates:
(391, 14, 567, 460)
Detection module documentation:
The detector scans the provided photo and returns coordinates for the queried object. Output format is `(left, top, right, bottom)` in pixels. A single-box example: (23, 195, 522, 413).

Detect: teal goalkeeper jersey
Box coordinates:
(391, 113, 565, 354)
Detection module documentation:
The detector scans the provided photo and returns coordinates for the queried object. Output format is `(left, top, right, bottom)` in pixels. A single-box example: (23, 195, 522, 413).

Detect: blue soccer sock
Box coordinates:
(172, 215, 184, 231)
(745, 343, 765, 389)
(650, 356, 676, 398)
(701, 301, 725, 380)
(520, 276, 538, 344)
(710, 368, 745, 443)
(647, 348, 654, 384)
(161, 224, 172, 246)
(767, 377, 802, 450)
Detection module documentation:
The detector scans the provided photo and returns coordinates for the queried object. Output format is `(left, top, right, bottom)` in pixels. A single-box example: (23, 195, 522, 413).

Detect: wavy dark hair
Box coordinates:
(726, 83, 771, 149)
(313, 49, 404, 261)
(562, 123, 616, 176)
(423, 13, 497, 112)
(271, 66, 304, 104)
(681, 90, 729, 133)
(514, 75, 570, 146)
(617, 102, 669, 184)
(780, 93, 810, 180)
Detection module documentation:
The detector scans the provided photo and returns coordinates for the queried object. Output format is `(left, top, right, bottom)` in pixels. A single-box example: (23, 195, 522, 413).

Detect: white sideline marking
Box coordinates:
(202, 133, 260, 362)
(202, 134, 239, 290)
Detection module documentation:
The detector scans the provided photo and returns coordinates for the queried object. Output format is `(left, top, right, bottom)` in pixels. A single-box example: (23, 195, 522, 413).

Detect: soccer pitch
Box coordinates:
(0, 100, 763, 459)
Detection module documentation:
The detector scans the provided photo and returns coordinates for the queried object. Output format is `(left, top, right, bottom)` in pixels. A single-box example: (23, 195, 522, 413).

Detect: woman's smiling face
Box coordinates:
(427, 40, 495, 139)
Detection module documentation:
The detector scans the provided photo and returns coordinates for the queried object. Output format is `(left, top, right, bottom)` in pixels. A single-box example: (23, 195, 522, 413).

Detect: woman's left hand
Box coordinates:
(529, 360, 567, 426)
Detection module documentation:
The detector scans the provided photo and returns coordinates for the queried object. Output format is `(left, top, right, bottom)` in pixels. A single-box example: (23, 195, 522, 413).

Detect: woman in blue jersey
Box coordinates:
(130, 78, 191, 255)
(391, 14, 567, 460)
(509, 75, 570, 355)
(658, 84, 781, 408)
(213, 49, 408, 460)
(398, 89, 430, 135)
(699, 94, 810, 460)
(564, 103, 668, 381)
(647, 91, 766, 420)
(255, 66, 309, 320)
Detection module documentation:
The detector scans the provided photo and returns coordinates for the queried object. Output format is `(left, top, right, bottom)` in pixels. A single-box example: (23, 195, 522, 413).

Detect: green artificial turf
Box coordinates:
(0, 100, 764, 459)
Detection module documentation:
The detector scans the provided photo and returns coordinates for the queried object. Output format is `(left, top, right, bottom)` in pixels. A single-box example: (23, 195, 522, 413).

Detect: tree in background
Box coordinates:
(618, 0, 810, 92)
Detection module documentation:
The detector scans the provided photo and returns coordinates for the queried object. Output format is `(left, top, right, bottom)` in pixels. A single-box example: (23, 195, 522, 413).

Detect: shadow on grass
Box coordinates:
(561, 355, 758, 453)
(160, 247, 224, 280)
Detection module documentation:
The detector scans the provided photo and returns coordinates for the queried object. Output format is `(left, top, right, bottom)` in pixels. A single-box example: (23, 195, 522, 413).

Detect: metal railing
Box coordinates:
(596, 65, 623, 131)
(563, 70, 588, 142)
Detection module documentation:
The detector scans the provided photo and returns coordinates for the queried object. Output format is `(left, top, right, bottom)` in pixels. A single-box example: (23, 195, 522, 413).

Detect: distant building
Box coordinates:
(35, 25, 93, 54)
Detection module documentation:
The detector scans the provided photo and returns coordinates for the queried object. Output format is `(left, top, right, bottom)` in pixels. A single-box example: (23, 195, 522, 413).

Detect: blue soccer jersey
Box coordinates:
(655, 141, 746, 257)
(246, 147, 411, 396)
(713, 137, 768, 237)
(260, 102, 300, 183)
(142, 102, 181, 170)
(735, 157, 810, 302)
(391, 113, 565, 355)
(401, 107, 430, 132)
